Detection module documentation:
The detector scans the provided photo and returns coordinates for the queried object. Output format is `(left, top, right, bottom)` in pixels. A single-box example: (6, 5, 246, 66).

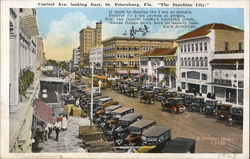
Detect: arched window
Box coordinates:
(188, 58, 191, 66)
(192, 57, 195, 67)
(204, 57, 208, 67)
(181, 58, 183, 66)
(196, 57, 199, 67)
(184, 58, 187, 66)
(200, 57, 204, 67)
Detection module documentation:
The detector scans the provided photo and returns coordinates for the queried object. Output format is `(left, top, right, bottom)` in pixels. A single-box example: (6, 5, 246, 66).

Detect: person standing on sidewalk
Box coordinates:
(61, 114, 68, 131)
(46, 122, 53, 139)
(54, 119, 61, 142)
(98, 80, 102, 94)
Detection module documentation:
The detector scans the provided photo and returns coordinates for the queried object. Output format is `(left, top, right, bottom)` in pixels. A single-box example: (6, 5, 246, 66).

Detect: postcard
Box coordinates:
(1, 0, 249, 159)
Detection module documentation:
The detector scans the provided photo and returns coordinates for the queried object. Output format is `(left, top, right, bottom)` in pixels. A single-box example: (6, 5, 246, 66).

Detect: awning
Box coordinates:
(135, 73, 145, 78)
(118, 70, 128, 74)
(33, 99, 56, 124)
(130, 70, 140, 74)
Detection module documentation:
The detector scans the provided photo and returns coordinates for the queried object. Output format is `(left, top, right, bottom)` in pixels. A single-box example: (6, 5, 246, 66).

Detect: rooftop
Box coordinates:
(140, 47, 177, 57)
(102, 36, 174, 43)
(177, 23, 243, 41)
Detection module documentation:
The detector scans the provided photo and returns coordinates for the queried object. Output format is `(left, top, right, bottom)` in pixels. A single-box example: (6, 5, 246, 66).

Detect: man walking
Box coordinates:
(46, 122, 53, 139)
(54, 119, 61, 142)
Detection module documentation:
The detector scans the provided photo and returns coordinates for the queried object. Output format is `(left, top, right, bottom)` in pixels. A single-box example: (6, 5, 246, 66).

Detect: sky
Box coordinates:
(36, 8, 244, 61)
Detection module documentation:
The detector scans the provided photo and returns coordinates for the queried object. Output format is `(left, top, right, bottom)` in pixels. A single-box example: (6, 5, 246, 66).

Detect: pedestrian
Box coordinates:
(54, 119, 61, 142)
(46, 122, 53, 139)
(61, 114, 68, 131)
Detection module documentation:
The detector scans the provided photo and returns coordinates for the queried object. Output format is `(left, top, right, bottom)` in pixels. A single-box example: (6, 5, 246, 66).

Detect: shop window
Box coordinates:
(225, 42, 229, 51)
(181, 82, 186, 89)
(202, 85, 207, 94)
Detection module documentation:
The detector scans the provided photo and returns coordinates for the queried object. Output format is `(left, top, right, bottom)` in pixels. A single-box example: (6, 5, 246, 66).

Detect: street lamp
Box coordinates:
(90, 62, 95, 125)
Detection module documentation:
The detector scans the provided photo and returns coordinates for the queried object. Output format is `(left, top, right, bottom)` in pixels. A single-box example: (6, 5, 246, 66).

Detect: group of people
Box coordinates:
(36, 114, 68, 143)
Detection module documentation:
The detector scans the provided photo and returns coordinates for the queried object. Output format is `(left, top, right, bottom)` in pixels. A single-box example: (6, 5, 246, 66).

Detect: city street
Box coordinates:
(102, 88, 243, 153)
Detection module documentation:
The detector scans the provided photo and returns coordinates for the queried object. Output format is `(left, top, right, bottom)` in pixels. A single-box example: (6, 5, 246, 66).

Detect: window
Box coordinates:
(239, 42, 243, 50)
(234, 74, 237, 78)
(184, 45, 186, 52)
(204, 42, 207, 51)
(188, 58, 191, 66)
(202, 74, 207, 80)
(202, 85, 207, 94)
(181, 82, 186, 89)
(181, 45, 183, 52)
(225, 73, 228, 77)
(195, 43, 198, 51)
(192, 57, 195, 67)
(200, 57, 204, 67)
(182, 72, 186, 78)
(188, 44, 190, 52)
(204, 57, 208, 67)
(196, 57, 199, 67)
(200, 43, 203, 51)
(225, 42, 229, 51)
(184, 58, 187, 66)
(191, 44, 194, 52)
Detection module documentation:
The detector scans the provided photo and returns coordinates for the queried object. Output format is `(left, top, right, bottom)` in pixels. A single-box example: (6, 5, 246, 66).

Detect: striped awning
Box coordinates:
(130, 70, 140, 74)
(118, 70, 128, 74)
(33, 99, 56, 124)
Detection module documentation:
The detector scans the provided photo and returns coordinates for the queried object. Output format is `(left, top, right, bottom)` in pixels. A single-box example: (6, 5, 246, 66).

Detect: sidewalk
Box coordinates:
(33, 116, 91, 153)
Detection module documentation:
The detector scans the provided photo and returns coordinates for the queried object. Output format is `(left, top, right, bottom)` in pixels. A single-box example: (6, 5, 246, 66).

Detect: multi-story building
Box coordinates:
(176, 23, 244, 105)
(79, 21, 102, 67)
(102, 37, 174, 78)
(139, 47, 177, 87)
(89, 47, 103, 66)
(9, 8, 44, 152)
(35, 36, 46, 70)
(72, 47, 80, 70)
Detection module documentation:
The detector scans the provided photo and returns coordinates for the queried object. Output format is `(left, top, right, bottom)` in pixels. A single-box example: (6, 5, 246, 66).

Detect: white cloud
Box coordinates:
(44, 12, 96, 61)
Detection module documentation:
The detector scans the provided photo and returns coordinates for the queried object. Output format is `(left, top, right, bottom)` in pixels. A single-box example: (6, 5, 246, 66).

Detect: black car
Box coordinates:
(188, 96, 205, 113)
(203, 99, 218, 115)
(229, 106, 243, 126)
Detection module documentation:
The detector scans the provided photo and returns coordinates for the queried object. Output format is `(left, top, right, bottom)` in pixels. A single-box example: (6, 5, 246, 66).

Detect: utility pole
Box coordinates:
(90, 62, 94, 125)
(236, 60, 238, 106)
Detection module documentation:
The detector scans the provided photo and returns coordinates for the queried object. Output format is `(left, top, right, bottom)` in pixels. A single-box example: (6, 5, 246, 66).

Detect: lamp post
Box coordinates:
(90, 62, 95, 125)
(236, 60, 238, 106)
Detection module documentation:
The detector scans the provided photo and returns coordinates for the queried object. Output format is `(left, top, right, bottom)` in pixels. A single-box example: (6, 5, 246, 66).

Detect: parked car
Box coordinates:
(154, 88, 170, 102)
(229, 106, 243, 126)
(127, 87, 139, 97)
(139, 125, 171, 152)
(160, 137, 196, 153)
(108, 113, 142, 143)
(188, 96, 205, 113)
(184, 93, 194, 106)
(161, 97, 186, 113)
(125, 119, 156, 146)
(203, 99, 218, 115)
(215, 103, 232, 120)
(140, 91, 155, 104)
(106, 107, 135, 129)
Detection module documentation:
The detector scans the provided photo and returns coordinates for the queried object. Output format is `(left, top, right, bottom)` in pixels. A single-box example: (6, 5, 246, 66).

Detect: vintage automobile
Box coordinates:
(105, 107, 135, 129)
(124, 119, 156, 146)
(229, 106, 243, 126)
(203, 99, 218, 115)
(127, 86, 139, 97)
(174, 92, 186, 98)
(188, 96, 205, 113)
(154, 88, 170, 102)
(215, 103, 233, 120)
(161, 97, 186, 113)
(140, 91, 155, 104)
(107, 113, 142, 142)
(162, 91, 177, 100)
(184, 93, 194, 106)
(140, 125, 171, 150)
(160, 137, 196, 153)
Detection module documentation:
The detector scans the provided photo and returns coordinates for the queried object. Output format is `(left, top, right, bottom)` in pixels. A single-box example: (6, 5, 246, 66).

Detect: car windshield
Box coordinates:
(232, 108, 243, 114)
(206, 100, 216, 106)
(218, 106, 230, 111)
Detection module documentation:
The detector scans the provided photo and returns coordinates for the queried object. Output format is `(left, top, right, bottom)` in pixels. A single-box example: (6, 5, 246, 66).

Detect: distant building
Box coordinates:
(176, 23, 244, 105)
(72, 47, 80, 70)
(79, 21, 102, 67)
(139, 47, 177, 87)
(102, 37, 174, 78)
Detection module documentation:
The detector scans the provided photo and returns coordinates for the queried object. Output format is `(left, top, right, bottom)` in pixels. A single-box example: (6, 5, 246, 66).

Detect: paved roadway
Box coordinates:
(102, 88, 243, 153)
